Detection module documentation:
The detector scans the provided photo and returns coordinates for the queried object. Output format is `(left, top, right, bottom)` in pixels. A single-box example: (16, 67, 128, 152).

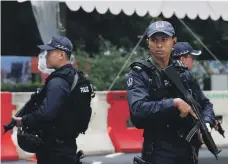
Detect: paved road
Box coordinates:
(2, 148, 228, 164)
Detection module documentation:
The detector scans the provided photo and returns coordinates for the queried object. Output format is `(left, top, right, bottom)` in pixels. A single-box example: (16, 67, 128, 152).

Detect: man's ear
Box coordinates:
(146, 38, 149, 45)
(173, 37, 177, 45)
(146, 38, 149, 47)
(180, 56, 185, 62)
(59, 51, 65, 59)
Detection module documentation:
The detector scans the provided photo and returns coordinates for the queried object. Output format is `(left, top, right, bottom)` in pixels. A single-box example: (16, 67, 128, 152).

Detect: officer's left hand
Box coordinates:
(206, 123, 212, 133)
(198, 123, 212, 144)
(12, 116, 23, 127)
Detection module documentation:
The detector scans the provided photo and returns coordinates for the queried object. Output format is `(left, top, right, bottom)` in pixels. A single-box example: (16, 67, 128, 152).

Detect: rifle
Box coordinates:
(161, 65, 222, 160)
(3, 88, 43, 134)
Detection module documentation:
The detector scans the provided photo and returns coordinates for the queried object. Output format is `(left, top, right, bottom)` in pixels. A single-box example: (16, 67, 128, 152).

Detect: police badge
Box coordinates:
(155, 21, 165, 30)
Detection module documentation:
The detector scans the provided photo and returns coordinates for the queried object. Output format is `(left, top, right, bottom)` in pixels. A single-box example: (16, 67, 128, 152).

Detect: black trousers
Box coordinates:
(36, 138, 78, 164)
(142, 137, 197, 164)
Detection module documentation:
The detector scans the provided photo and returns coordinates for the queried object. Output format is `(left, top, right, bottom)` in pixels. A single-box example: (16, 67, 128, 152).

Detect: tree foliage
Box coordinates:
(75, 40, 148, 91)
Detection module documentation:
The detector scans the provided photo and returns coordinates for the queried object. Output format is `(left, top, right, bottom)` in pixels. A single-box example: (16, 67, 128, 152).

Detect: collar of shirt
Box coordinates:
(148, 56, 174, 70)
(148, 56, 161, 70)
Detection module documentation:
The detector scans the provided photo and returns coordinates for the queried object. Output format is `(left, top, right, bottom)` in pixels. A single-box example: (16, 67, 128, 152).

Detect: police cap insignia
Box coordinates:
(155, 21, 165, 30)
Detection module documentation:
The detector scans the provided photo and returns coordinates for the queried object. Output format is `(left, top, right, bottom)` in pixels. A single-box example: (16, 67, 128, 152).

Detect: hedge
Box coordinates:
(1, 83, 43, 92)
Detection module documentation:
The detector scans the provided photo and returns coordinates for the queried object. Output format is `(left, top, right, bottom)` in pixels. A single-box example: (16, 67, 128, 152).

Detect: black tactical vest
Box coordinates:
(130, 58, 187, 102)
(129, 57, 193, 134)
(44, 64, 94, 138)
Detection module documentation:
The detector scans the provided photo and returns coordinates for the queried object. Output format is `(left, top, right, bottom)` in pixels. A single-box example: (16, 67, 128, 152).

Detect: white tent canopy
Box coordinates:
(17, 0, 228, 21)
(64, 1, 228, 21)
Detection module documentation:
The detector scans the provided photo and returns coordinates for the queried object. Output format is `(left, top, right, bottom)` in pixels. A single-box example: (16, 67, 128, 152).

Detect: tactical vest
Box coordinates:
(129, 58, 194, 132)
(130, 58, 189, 101)
(17, 65, 94, 153)
(44, 65, 94, 138)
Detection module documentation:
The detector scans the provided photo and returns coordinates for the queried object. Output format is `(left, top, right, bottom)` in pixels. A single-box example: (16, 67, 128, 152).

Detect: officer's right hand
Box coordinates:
(173, 98, 197, 119)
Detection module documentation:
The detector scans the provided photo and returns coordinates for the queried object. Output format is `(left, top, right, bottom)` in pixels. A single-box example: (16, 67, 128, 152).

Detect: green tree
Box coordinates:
(75, 40, 148, 91)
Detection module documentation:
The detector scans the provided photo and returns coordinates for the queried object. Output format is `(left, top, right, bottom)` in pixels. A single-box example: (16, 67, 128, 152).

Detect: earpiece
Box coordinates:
(146, 38, 149, 47)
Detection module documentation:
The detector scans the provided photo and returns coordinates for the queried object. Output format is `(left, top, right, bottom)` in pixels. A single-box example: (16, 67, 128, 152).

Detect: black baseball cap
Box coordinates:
(147, 21, 175, 37)
(173, 42, 202, 59)
(38, 36, 73, 54)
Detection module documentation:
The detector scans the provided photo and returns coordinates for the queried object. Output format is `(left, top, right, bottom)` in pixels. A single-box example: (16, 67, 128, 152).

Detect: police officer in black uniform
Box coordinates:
(126, 21, 216, 164)
(13, 36, 81, 164)
(172, 42, 202, 70)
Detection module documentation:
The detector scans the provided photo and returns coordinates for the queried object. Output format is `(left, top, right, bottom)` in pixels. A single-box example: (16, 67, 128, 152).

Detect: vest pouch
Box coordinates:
(149, 87, 169, 101)
(17, 127, 44, 153)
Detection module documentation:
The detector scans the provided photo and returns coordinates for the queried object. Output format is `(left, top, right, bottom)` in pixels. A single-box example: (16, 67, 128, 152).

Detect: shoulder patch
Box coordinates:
(126, 76, 134, 89)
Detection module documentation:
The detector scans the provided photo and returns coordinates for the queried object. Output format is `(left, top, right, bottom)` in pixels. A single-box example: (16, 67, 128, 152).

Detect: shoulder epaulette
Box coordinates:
(130, 62, 143, 73)
(129, 58, 157, 76)
(132, 65, 142, 71)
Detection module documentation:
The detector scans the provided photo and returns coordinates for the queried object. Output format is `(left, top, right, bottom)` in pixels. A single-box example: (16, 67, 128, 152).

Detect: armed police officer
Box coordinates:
(172, 42, 225, 162)
(172, 42, 202, 70)
(126, 21, 216, 164)
(172, 42, 203, 164)
(13, 36, 93, 164)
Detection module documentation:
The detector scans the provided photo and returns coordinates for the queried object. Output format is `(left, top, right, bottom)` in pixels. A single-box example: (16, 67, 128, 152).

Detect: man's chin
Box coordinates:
(46, 66, 52, 69)
(152, 53, 166, 59)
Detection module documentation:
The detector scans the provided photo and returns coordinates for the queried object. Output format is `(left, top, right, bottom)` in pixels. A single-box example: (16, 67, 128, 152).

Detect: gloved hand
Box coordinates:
(198, 123, 212, 144)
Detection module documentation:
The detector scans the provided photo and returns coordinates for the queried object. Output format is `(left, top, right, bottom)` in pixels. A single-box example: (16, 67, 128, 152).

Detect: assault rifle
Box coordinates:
(161, 65, 222, 160)
(3, 88, 43, 134)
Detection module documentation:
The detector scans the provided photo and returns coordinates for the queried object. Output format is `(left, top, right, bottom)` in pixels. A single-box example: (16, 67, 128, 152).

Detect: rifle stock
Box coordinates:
(161, 65, 221, 160)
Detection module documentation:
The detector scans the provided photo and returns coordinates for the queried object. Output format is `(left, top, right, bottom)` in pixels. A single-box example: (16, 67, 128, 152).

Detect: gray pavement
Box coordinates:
(1, 148, 228, 164)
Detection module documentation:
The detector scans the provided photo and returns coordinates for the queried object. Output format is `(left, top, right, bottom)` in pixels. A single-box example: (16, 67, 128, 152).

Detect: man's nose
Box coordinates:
(156, 43, 163, 48)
